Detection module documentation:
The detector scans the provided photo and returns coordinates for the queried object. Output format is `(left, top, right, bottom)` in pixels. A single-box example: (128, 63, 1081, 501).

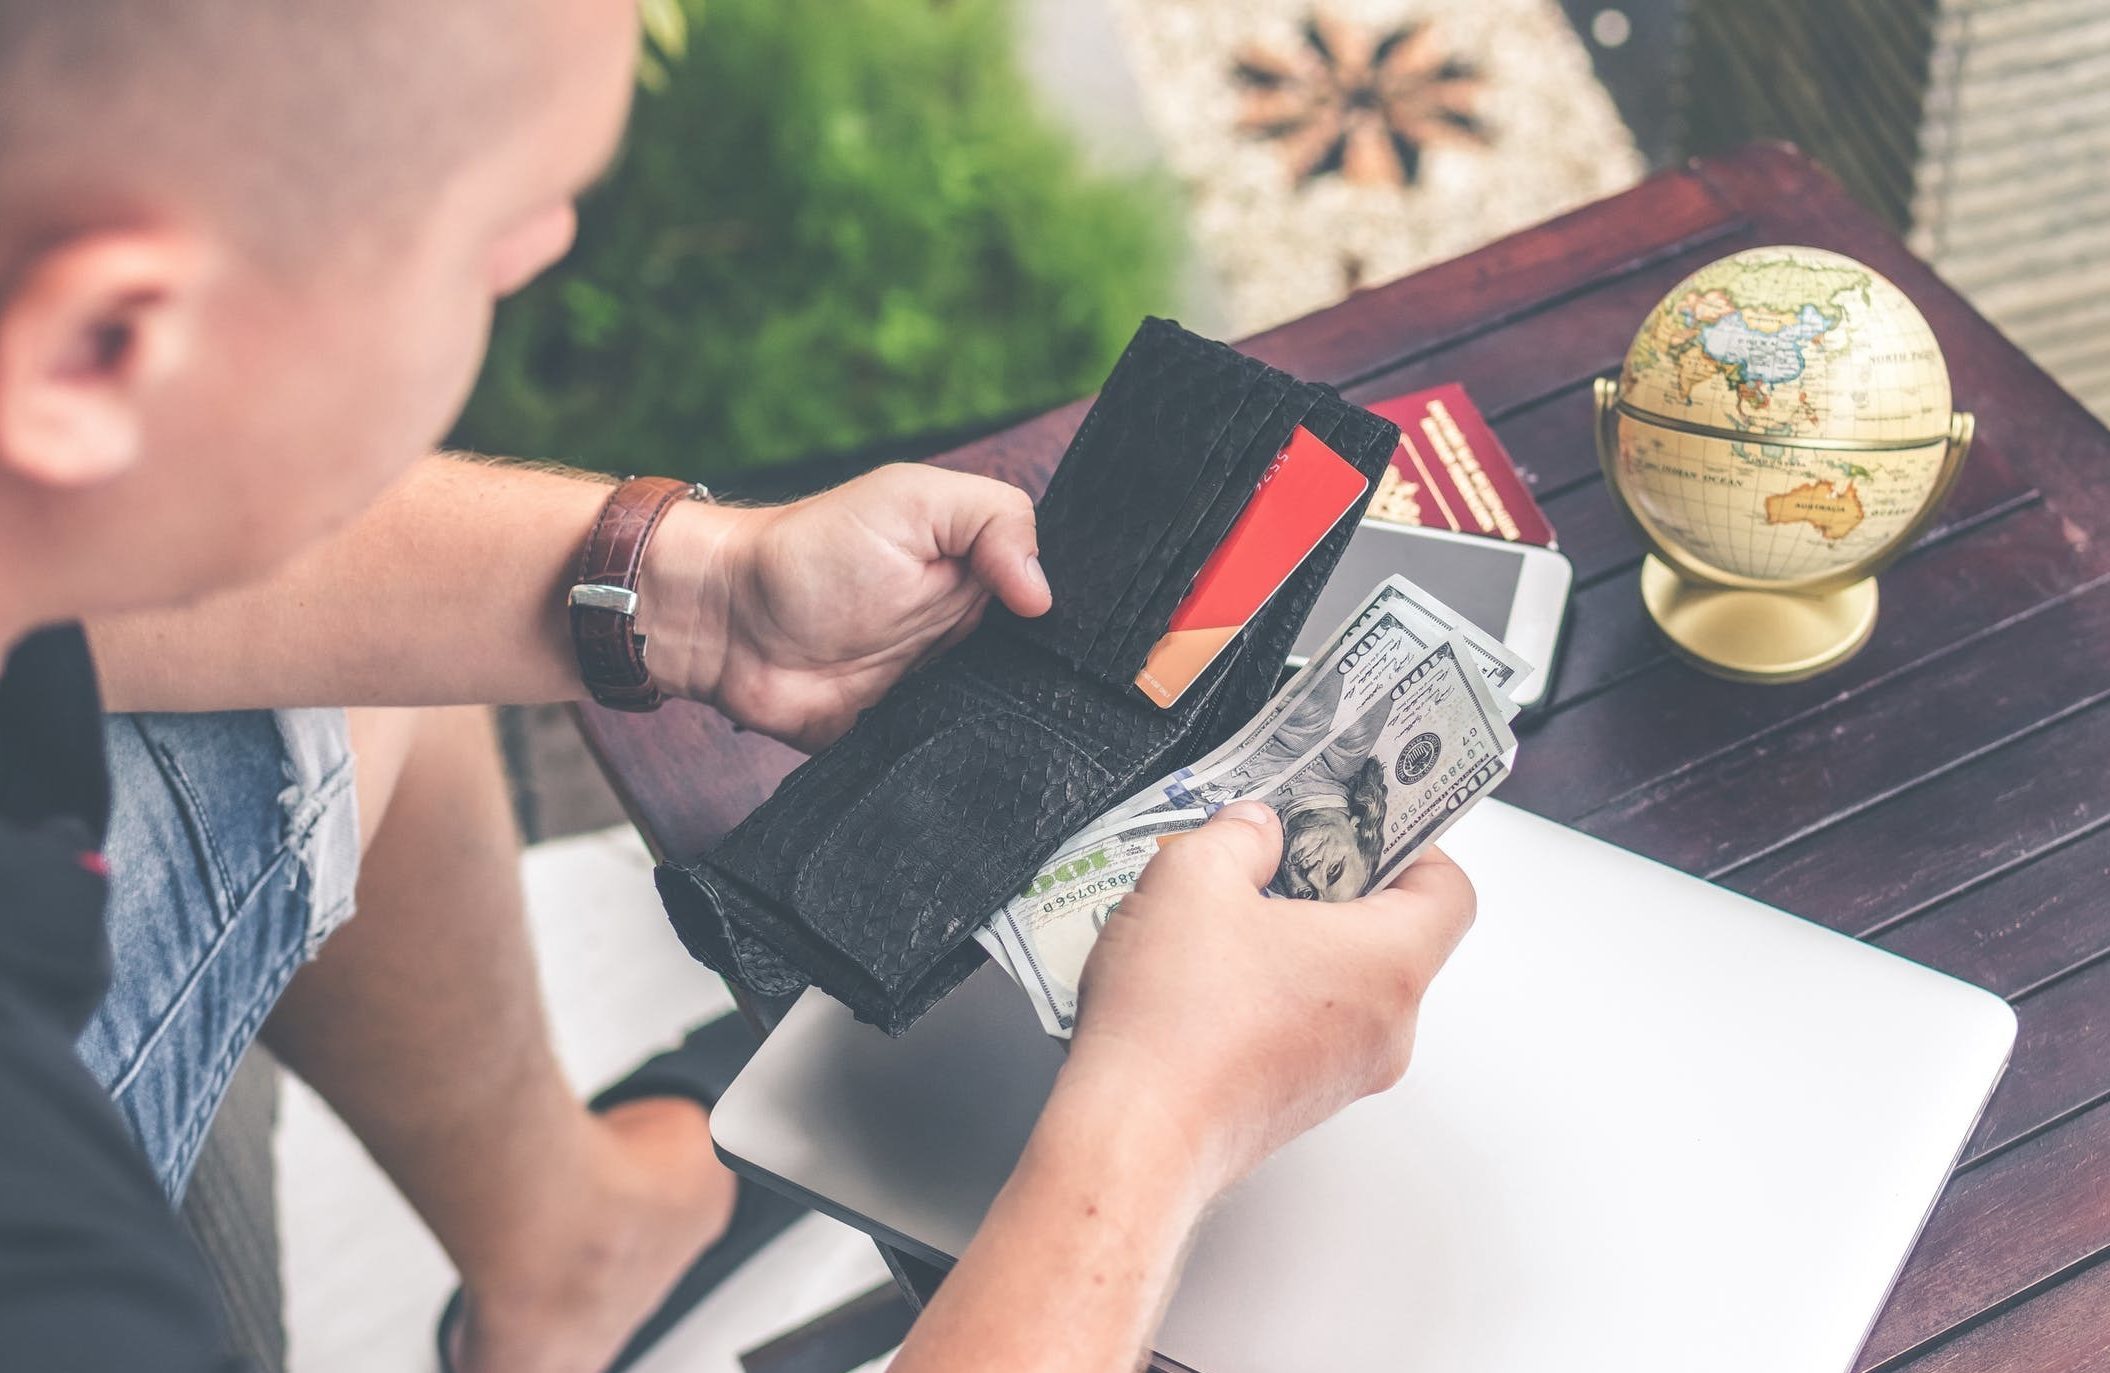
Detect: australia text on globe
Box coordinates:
(1614, 247, 1953, 583)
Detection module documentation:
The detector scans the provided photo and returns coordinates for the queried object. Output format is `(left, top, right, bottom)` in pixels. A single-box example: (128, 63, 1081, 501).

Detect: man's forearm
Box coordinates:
(891, 1068, 1216, 1373)
(89, 457, 741, 712)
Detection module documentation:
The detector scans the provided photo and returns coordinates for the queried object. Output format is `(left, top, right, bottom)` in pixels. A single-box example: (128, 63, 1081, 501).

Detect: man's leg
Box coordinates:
(259, 706, 738, 1373)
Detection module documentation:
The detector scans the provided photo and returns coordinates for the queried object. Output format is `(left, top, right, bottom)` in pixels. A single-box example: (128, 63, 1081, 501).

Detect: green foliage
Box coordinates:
(455, 0, 1178, 479)
(634, 0, 689, 92)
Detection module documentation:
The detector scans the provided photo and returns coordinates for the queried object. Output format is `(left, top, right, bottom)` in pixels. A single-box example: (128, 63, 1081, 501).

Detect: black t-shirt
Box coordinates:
(0, 625, 243, 1371)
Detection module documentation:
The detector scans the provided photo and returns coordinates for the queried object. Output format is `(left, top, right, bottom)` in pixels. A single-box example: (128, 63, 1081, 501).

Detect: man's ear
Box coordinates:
(0, 230, 206, 488)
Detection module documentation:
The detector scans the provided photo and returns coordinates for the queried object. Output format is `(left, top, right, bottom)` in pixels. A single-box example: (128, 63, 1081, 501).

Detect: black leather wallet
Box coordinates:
(656, 318, 1400, 1032)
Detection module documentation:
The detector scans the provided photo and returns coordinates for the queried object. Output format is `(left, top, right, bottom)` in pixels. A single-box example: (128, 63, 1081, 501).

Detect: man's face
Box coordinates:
(1277, 809, 1373, 902)
(111, 0, 638, 600)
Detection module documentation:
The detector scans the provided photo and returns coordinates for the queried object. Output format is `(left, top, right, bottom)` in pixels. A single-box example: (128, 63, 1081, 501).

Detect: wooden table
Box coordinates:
(581, 143, 2110, 1371)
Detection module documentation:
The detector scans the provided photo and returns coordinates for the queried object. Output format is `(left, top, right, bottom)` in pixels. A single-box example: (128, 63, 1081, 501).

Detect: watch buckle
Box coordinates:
(568, 583, 640, 616)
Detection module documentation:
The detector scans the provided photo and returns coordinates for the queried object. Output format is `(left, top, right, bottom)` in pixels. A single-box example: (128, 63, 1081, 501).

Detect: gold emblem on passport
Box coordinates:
(1594, 245, 1974, 683)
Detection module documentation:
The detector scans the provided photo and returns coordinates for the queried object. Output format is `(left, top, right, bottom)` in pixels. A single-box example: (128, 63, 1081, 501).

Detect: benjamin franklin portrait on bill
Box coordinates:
(1263, 692, 1391, 901)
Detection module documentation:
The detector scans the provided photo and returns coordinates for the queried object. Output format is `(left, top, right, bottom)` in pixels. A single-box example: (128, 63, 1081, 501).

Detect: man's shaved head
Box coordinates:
(0, 0, 637, 632)
(0, 0, 544, 264)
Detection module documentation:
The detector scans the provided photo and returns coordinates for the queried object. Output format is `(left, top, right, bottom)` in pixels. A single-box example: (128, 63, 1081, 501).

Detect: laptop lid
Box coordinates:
(710, 801, 2014, 1372)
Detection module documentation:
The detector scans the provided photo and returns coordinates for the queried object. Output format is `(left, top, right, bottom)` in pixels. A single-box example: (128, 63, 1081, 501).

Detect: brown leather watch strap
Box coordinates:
(568, 476, 707, 712)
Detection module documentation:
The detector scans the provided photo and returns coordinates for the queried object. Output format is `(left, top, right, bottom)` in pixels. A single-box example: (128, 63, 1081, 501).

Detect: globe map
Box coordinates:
(1614, 246, 1954, 584)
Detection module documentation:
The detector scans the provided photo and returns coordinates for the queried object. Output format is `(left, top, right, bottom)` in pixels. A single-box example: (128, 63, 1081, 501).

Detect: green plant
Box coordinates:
(454, 0, 1178, 479)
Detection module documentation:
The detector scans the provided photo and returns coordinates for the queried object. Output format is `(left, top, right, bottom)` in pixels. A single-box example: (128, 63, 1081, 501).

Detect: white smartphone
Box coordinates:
(1289, 518, 1573, 711)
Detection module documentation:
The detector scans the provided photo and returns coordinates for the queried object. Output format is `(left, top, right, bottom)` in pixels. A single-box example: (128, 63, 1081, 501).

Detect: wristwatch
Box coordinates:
(567, 475, 710, 712)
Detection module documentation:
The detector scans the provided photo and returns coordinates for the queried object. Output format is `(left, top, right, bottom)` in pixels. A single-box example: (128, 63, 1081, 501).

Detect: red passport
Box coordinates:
(1365, 384, 1557, 548)
(1133, 426, 1368, 708)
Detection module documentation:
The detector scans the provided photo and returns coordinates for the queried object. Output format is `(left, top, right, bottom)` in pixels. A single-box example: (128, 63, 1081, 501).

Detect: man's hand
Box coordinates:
(649, 464, 1051, 751)
(893, 802, 1474, 1372)
(1068, 799, 1477, 1193)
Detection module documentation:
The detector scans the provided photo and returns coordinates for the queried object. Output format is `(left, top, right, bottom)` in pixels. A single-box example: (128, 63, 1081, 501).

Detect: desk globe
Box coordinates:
(1595, 245, 1973, 682)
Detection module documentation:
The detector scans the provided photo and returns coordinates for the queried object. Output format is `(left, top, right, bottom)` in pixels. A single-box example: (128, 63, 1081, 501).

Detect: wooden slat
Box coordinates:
(1857, 1100, 2110, 1369)
(578, 699, 806, 860)
(1873, 822, 2110, 997)
(1574, 577, 2110, 875)
(1487, 377, 1605, 497)
(1722, 700, 2110, 941)
(1507, 496, 2090, 813)
(974, 240, 1770, 528)
(925, 396, 1086, 499)
(1236, 169, 1744, 386)
(1886, 1253, 2110, 1373)
(1336, 230, 1772, 422)
(1533, 478, 1642, 587)
(1964, 957, 2110, 1163)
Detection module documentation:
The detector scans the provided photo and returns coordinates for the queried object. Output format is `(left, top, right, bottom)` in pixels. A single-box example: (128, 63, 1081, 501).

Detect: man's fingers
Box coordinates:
(925, 471, 1049, 619)
(1348, 845, 1478, 983)
(1138, 801, 1283, 894)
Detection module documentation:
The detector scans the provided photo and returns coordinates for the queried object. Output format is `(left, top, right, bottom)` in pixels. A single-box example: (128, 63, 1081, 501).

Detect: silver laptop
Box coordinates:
(710, 801, 2014, 1372)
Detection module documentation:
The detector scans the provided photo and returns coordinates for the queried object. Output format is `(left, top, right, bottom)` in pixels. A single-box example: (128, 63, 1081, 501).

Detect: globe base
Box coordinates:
(1639, 556, 1878, 684)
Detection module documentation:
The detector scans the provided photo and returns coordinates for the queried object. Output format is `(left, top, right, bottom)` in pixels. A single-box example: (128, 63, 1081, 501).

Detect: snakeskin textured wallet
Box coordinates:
(655, 318, 1400, 1033)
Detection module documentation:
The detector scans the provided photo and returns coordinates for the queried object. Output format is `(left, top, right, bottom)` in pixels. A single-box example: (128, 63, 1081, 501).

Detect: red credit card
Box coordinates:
(1365, 383, 1557, 548)
(1134, 426, 1368, 708)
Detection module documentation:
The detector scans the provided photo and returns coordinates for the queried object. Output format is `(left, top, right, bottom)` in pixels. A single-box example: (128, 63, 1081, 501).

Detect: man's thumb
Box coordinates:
(1195, 801, 1284, 888)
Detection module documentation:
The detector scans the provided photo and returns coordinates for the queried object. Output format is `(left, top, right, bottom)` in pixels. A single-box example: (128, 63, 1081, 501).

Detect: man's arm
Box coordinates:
(89, 456, 725, 712)
(890, 1067, 1212, 1370)
(89, 457, 1047, 743)
(893, 803, 1477, 1371)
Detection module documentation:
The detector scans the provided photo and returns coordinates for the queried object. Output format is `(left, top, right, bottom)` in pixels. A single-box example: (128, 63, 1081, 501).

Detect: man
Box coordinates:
(0, 5, 1476, 1373)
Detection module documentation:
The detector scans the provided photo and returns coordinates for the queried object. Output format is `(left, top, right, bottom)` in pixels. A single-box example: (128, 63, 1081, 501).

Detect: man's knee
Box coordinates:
(345, 707, 419, 852)
(347, 705, 509, 855)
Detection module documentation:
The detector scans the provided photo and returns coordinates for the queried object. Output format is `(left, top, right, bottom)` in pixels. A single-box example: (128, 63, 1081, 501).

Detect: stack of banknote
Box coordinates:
(975, 576, 1533, 1038)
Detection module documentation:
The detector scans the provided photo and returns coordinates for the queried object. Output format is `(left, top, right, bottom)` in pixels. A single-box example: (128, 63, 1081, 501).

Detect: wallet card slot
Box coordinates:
(790, 712, 1117, 995)
(1011, 320, 1262, 673)
(1075, 368, 1292, 667)
(1002, 319, 1334, 694)
(1094, 385, 1325, 678)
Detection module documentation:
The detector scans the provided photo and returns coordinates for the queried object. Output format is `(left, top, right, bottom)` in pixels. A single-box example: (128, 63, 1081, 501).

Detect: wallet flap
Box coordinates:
(654, 863, 810, 998)
(789, 710, 1116, 996)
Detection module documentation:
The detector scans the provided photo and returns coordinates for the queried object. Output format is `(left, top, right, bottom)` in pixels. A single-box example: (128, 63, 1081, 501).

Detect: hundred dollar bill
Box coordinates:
(1118, 574, 1528, 818)
(1356, 575, 1533, 708)
(1287, 574, 1529, 717)
(1178, 572, 1522, 788)
(985, 632, 1515, 1036)
(1102, 575, 1528, 834)
(1250, 633, 1513, 900)
(1145, 608, 1437, 818)
(974, 809, 1210, 1036)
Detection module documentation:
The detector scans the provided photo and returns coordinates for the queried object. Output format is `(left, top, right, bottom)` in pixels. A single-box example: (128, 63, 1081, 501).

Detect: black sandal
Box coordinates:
(435, 1013, 808, 1373)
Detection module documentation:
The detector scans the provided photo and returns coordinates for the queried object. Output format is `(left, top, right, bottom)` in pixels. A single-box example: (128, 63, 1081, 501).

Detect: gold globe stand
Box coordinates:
(1594, 379, 1974, 684)
(1637, 554, 1878, 683)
